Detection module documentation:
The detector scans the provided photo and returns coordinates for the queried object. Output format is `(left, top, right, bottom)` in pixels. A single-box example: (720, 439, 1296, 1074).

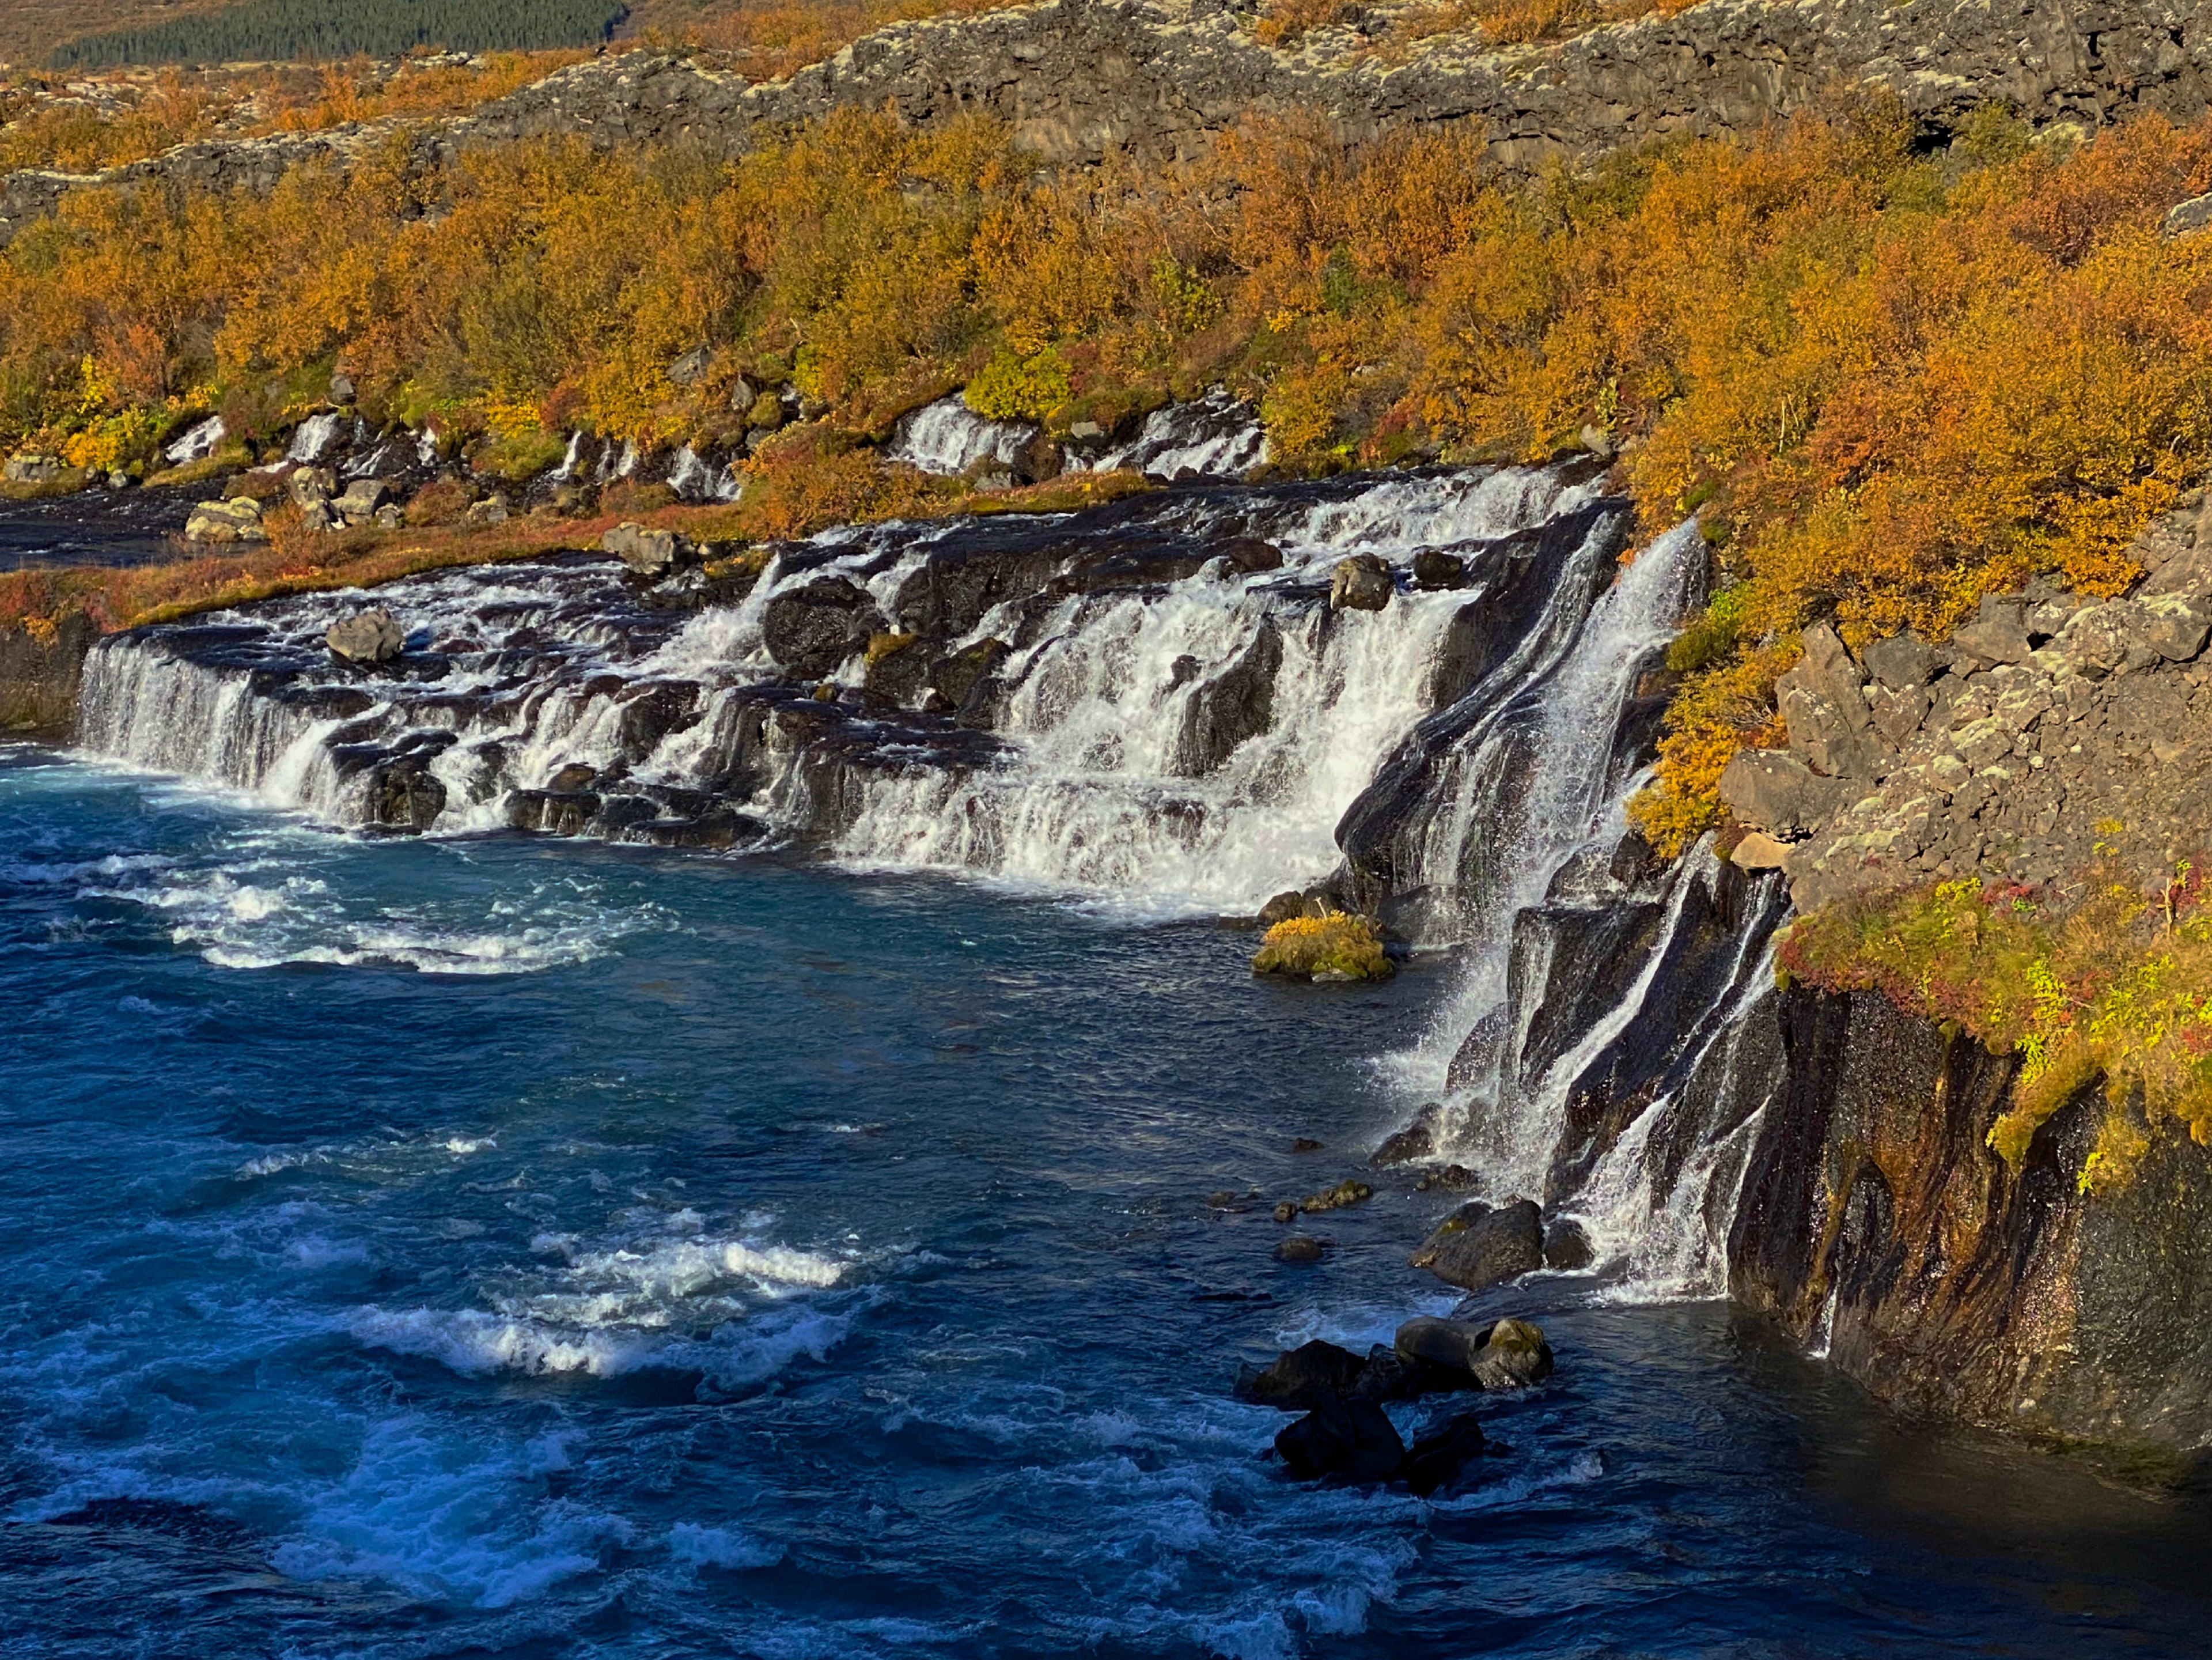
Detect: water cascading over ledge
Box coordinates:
(73, 457, 1804, 1303)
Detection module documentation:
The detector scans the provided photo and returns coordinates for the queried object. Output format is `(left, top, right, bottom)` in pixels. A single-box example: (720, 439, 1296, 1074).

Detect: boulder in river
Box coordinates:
(1236, 1339, 1363, 1409)
(1298, 1177, 1371, 1213)
(1394, 1315, 1555, 1390)
(1543, 1217, 1595, 1270)
(1273, 1234, 1326, 1264)
(1274, 1396, 1405, 1483)
(1329, 554, 1393, 612)
(1370, 1105, 1440, 1167)
(1408, 1197, 1543, 1291)
(604, 521, 695, 578)
(763, 576, 886, 678)
(1399, 1411, 1487, 1498)
(326, 608, 404, 664)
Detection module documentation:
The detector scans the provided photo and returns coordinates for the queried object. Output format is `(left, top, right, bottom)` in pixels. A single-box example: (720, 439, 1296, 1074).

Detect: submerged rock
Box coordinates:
(1273, 1234, 1326, 1264)
(1298, 1177, 1371, 1213)
(1236, 1339, 1363, 1409)
(1394, 1315, 1555, 1390)
(1399, 1411, 1487, 1498)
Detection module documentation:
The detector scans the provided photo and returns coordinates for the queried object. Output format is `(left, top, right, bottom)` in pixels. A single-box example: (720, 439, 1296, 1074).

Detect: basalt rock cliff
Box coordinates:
(12, 0, 2212, 239)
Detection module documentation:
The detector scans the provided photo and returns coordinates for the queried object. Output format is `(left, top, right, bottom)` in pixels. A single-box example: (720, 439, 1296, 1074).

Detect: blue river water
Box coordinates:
(2, 740, 2209, 1658)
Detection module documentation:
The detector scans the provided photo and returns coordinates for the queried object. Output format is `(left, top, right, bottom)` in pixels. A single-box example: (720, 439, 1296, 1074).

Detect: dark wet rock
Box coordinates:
(1299, 1177, 1372, 1213)
(1271, 1200, 1298, 1224)
(1172, 621, 1281, 776)
(1346, 1343, 1471, 1404)
(1212, 536, 1283, 574)
(1370, 1105, 1440, 1167)
(547, 762, 598, 792)
(1732, 984, 2212, 1453)
(1409, 1197, 1543, 1291)
(1399, 1411, 1487, 1498)
(1235, 1338, 1363, 1410)
(1273, 1234, 1326, 1264)
(326, 609, 403, 664)
(1274, 1396, 1405, 1484)
(763, 576, 885, 678)
(1393, 1315, 1490, 1372)
(1416, 1163, 1478, 1193)
(361, 747, 449, 831)
(931, 637, 1011, 725)
(1412, 549, 1467, 590)
(863, 632, 931, 704)
(1469, 1318, 1556, 1389)
(1256, 890, 1305, 928)
(507, 789, 599, 836)
(1291, 1137, 1324, 1153)
(1329, 554, 1393, 612)
(1542, 1217, 1594, 1270)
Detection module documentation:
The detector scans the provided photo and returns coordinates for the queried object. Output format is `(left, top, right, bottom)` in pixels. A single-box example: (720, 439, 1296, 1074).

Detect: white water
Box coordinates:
(164, 415, 225, 465)
(885, 397, 1037, 476)
(287, 411, 344, 464)
(1084, 389, 1269, 479)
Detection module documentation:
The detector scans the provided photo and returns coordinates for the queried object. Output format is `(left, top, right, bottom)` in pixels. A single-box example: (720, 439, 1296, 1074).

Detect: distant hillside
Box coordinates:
(47, 0, 629, 69)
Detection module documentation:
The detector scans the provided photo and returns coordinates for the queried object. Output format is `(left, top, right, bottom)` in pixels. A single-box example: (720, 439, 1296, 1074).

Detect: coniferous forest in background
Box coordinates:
(51, 0, 630, 68)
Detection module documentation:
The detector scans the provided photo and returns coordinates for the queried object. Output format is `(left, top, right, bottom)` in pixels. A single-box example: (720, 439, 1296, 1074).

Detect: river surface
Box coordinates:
(3, 742, 2210, 1658)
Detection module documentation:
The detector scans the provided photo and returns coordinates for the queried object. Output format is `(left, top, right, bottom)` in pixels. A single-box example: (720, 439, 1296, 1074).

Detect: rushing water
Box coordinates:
(3, 746, 2211, 1658)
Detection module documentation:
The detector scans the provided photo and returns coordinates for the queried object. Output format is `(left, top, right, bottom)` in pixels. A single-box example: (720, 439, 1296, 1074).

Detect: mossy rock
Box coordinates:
(1252, 913, 1393, 982)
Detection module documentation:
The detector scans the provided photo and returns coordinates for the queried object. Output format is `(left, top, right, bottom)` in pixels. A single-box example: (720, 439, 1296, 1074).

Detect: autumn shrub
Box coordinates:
(1781, 872, 2212, 1193)
(1252, 913, 1395, 981)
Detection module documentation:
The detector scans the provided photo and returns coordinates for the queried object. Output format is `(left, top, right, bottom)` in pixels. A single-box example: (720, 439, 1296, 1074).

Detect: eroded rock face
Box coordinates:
(1731, 985, 2212, 1453)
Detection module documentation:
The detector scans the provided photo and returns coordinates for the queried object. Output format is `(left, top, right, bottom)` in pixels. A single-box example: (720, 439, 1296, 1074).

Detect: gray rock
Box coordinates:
(1861, 630, 1937, 690)
(4, 452, 62, 482)
(1952, 595, 2033, 666)
(184, 497, 266, 543)
(1408, 1196, 1542, 1292)
(2166, 192, 2212, 239)
(1468, 1317, 1555, 1390)
(1412, 549, 1467, 590)
(465, 495, 510, 526)
(289, 466, 335, 506)
(667, 344, 713, 385)
(1717, 749, 1846, 837)
(603, 521, 694, 578)
(327, 608, 404, 663)
(1330, 554, 1393, 612)
(1370, 1107, 1438, 1167)
(1777, 623, 1877, 777)
(334, 478, 390, 521)
(329, 372, 356, 404)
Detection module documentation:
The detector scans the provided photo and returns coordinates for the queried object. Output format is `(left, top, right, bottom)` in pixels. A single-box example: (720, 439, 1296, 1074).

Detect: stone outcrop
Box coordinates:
(1731, 984, 2212, 1453)
(1721, 494, 2212, 912)
(0, 612, 96, 735)
(17, 0, 2212, 242)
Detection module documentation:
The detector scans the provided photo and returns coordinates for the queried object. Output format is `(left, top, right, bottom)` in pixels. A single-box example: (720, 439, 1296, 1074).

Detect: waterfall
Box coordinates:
(287, 412, 344, 464)
(885, 398, 1038, 477)
(668, 445, 741, 503)
(1080, 390, 1268, 479)
(164, 416, 225, 466)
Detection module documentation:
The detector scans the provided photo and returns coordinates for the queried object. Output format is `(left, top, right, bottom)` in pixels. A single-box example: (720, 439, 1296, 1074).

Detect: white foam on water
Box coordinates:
(666, 1521, 784, 1571)
(286, 411, 344, 463)
(1084, 389, 1268, 479)
(566, 1235, 850, 1296)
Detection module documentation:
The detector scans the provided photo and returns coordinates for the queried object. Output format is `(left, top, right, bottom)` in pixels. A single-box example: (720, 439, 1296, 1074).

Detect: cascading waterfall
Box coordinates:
(71, 458, 1791, 1297)
(1080, 388, 1269, 479)
(884, 398, 1039, 476)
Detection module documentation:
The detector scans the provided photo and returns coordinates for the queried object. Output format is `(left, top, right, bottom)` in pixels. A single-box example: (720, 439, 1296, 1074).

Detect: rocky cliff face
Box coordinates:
(0, 612, 95, 736)
(1722, 495, 2212, 914)
(13, 0, 2212, 240)
(1730, 984, 2212, 1453)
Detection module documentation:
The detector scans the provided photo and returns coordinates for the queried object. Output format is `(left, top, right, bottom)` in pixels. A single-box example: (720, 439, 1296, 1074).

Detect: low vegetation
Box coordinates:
(0, 85, 2209, 853)
(1779, 871, 2212, 1192)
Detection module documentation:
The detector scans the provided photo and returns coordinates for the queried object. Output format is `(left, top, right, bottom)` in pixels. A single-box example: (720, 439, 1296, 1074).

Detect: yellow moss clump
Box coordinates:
(1252, 913, 1395, 981)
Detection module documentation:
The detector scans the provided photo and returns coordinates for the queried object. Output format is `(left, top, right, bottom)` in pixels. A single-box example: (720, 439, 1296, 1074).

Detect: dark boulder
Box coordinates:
(1329, 554, 1393, 612)
(1274, 1396, 1405, 1483)
(1370, 1103, 1441, 1167)
(1172, 621, 1281, 776)
(1257, 889, 1305, 928)
(1234, 1338, 1363, 1410)
(1412, 549, 1467, 590)
(1408, 1197, 1543, 1291)
(763, 576, 884, 677)
(930, 637, 1011, 725)
(1399, 1411, 1487, 1498)
(1273, 1234, 1326, 1264)
(1469, 1317, 1555, 1390)
(1347, 1343, 1471, 1404)
(1543, 1217, 1595, 1270)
